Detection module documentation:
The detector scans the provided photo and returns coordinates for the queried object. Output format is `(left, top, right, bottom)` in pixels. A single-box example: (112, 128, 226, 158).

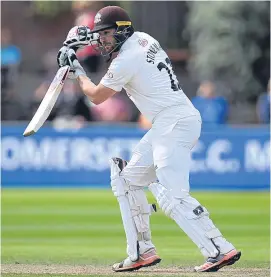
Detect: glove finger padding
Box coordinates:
(57, 46, 69, 68)
(64, 26, 92, 48)
(66, 49, 86, 79)
(67, 49, 78, 67)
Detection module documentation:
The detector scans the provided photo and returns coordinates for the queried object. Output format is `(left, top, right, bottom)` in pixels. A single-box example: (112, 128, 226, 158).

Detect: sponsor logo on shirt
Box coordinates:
(106, 71, 113, 78)
(138, 39, 148, 47)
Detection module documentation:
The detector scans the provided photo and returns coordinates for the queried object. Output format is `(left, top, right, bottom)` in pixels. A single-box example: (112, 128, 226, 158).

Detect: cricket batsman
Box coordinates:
(57, 5, 241, 273)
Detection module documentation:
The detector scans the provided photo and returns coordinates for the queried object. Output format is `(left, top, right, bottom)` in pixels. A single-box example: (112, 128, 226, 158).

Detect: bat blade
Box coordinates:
(23, 65, 70, 137)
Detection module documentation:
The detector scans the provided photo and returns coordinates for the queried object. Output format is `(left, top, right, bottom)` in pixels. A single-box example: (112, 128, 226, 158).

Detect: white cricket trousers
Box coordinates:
(121, 111, 202, 196)
(121, 110, 235, 258)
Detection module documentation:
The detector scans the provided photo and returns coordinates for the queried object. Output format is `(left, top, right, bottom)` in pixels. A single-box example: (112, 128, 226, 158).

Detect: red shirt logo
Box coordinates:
(138, 39, 148, 47)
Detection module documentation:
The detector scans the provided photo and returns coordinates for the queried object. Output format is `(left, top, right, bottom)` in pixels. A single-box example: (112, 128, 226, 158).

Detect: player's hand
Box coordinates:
(66, 48, 87, 79)
(57, 47, 86, 79)
(57, 46, 69, 68)
(63, 26, 99, 49)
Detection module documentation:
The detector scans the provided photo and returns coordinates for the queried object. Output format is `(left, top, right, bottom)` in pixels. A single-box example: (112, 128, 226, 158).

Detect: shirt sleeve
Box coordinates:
(100, 53, 136, 92)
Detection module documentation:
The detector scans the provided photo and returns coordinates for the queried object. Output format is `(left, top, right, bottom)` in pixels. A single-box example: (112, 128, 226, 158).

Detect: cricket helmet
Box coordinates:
(90, 6, 134, 57)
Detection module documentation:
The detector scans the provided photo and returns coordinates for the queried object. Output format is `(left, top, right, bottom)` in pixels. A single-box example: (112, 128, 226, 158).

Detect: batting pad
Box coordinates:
(149, 182, 234, 258)
(127, 186, 156, 254)
(110, 158, 139, 261)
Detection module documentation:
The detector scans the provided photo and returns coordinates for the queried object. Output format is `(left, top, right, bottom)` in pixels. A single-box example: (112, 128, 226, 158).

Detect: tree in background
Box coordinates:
(30, 1, 72, 17)
(186, 1, 270, 102)
(30, 1, 120, 18)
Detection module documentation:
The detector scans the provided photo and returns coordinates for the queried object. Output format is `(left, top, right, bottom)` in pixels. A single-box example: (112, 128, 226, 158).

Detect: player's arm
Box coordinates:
(57, 27, 135, 104)
(77, 75, 116, 105)
(76, 52, 135, 104)
(58, 47, 117, 105)
(57, 26, 116, 104)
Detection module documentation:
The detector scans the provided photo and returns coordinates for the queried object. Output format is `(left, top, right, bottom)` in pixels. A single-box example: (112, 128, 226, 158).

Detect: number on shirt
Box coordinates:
(157, 58, 180, 91)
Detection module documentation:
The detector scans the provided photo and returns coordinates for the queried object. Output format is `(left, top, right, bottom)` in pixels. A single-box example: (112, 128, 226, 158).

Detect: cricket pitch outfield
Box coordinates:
(2, 189, 270, 277)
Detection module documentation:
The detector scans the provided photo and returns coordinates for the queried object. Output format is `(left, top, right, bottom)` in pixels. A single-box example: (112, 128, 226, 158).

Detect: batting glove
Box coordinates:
(57, 47, 86, 79)
(66, 48, 86, 79)
(63, 26, 99, 49)
(57, 46, 69, 68)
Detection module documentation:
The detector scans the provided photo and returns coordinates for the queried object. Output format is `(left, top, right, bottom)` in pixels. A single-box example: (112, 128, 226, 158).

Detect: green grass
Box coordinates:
(1, 189, 270, 276)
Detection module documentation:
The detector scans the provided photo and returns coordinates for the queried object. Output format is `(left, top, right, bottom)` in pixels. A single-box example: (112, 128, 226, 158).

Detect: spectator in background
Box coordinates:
(72, 1, 104, 73)
(1, 27, 22, 120)
(51, 79, 94, 130)
(256, 79, 270, 124)
(91, 93, 133, 122)
(192, 81, 228, 124)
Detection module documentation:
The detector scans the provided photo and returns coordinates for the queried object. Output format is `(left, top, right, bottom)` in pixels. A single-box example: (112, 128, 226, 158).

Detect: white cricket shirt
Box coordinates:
(101, 31, 199, 123)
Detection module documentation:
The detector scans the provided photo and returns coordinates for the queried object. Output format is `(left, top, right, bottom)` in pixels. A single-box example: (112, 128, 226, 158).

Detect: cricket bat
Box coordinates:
(23, 65, 70, 137)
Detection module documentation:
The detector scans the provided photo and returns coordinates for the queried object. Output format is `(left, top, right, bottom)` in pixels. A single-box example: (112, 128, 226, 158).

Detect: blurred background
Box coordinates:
(1, 1, 270, 126)
(1, 1, 270, 273)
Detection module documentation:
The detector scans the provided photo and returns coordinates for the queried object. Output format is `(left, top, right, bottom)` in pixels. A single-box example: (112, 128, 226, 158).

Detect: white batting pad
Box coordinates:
(110, 158, 139, 261)
(127, 187, 151, 234)
(149, 182, 234, 258)
(127, 186, 155, 253)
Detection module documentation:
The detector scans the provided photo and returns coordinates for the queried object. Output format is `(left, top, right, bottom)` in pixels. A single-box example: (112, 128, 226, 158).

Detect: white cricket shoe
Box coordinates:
(194, 249, 241, 272)
(112, 248, 161, 272)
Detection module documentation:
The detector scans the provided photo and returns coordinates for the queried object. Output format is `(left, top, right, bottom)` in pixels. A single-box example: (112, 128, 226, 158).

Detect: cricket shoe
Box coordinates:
(194, 249, 241, 272)
(112, 248, 161, 272)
